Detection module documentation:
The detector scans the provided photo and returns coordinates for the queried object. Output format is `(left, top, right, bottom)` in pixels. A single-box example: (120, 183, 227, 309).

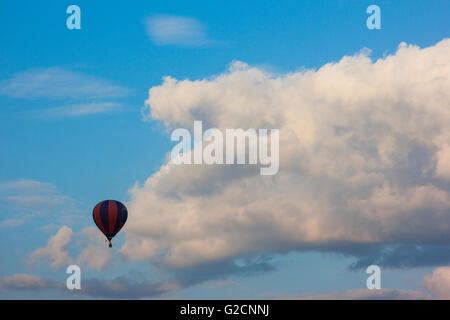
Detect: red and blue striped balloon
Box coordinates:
(93, 200, 128, 247)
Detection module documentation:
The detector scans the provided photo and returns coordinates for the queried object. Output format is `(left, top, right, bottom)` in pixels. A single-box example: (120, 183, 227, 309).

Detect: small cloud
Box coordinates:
(0, 67, 129, 100)
(145, 15, 216, 47)
(29, 225, 74, 268)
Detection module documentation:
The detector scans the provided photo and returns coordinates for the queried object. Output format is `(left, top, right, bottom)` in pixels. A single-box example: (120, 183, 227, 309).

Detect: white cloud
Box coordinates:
(29, 225, 74, 268)
(145, 15, 215, 47)
(120, 39, 450, 269)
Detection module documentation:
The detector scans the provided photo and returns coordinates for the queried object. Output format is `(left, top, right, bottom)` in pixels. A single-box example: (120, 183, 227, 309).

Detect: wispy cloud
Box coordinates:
(0, 179, 80, 227)
(145, 15, 216, 47)
(0, 218, 26, 228)
(0, 179, 71, 211)
(0, 67, 129, 100)
(36, 102, 121, 118)
(0, 179, 57, 194)
(0, 67, 130, 118)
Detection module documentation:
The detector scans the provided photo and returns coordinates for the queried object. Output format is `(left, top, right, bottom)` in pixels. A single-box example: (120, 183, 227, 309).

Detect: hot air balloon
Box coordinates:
(92, 200, 128, 247)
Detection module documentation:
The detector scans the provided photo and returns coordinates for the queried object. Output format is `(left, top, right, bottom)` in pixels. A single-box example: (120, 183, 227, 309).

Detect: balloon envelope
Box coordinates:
(93, 200, 128, 247)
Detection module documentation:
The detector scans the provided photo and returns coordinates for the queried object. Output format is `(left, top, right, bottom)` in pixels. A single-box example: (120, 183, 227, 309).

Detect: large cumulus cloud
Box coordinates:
(121, 39, 450, 270)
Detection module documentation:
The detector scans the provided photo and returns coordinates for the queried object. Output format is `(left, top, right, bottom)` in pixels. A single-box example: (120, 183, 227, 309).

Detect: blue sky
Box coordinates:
(0, 1, 449, 299)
